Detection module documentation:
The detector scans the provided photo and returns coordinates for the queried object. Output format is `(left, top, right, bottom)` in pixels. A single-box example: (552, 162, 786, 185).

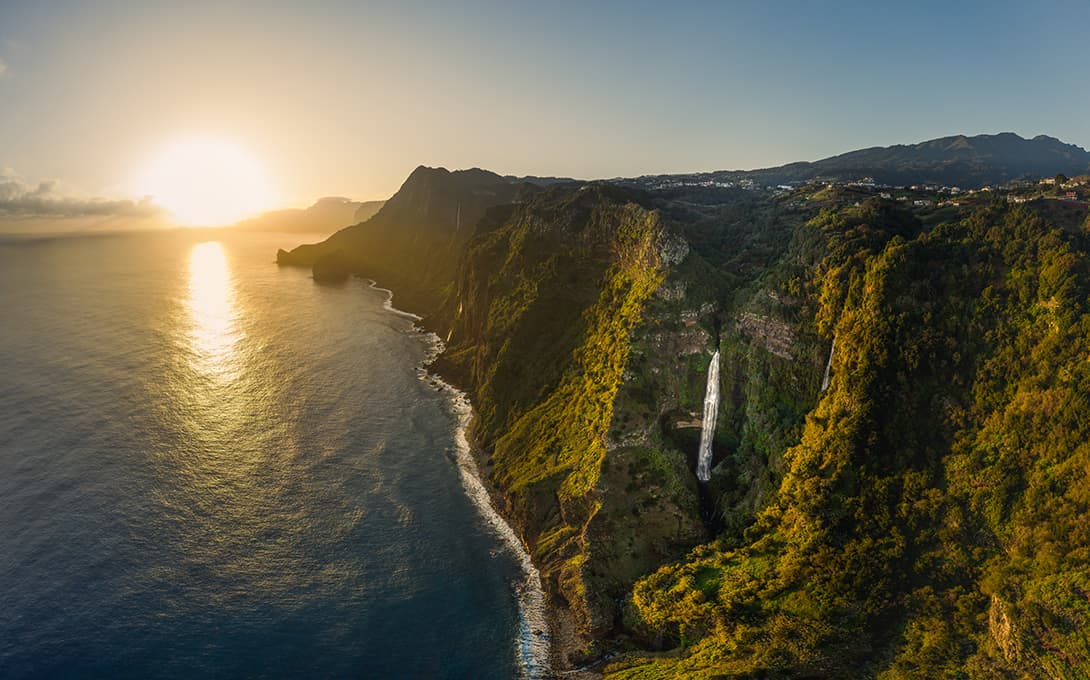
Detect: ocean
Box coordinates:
(0, 228, 541, 679)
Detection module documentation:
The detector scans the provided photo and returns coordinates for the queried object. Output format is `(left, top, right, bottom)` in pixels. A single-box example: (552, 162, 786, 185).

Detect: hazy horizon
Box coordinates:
(2, 0, 1090, 227)
(4, 4, 1090, 678)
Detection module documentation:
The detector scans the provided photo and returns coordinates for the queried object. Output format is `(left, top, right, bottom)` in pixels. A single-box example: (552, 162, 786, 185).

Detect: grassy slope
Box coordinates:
(435, 185, 708, 655)
(436, 184, 837, 662)
(281, 166, 1090, 675)
(278, 167, 526, 316)
(608, 200, 1090, 678)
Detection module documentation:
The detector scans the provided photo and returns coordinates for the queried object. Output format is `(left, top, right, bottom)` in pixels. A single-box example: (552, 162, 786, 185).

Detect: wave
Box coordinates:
(370, 278, 551, 678)
(360, 279, 423, 321)
(418, 333, 552, 679)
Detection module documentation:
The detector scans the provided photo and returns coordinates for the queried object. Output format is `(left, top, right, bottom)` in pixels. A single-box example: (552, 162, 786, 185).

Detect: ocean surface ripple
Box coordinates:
(0, 230, 527, 679)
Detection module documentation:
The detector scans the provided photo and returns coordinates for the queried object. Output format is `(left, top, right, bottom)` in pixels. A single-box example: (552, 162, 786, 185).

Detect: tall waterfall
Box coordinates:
(696, 349, 721, 482)
(821, 336, 836, 392)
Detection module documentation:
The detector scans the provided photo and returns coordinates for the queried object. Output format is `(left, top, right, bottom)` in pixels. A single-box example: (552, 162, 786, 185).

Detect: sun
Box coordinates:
(133, 136, 276, 227)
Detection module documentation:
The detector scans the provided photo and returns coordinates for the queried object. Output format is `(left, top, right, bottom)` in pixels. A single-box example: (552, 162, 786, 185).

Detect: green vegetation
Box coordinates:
(438, 185, 706, 641)
(286, 162, 1090, 675)
(278, 166, 527, 315)
(609, 200, 1090, 678)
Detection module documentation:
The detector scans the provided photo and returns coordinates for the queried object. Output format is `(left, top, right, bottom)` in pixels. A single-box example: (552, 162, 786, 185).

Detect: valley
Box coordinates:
(279, 133, 1090, 678)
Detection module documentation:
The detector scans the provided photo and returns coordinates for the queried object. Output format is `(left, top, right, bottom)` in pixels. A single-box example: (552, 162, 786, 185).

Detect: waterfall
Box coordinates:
(821, 336, 836, 392)
(696, 349, 721, 482)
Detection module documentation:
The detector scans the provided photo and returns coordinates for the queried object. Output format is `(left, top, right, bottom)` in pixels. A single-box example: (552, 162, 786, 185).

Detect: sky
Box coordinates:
(1, 0, 1089, 221)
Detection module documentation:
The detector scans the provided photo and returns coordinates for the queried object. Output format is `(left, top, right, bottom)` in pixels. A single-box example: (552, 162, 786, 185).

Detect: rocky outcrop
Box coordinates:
(278, 166, 535, 316)
(737, 311, 796, 359)
(432, 184, 709, 664)
(281, 159, 1090, 679)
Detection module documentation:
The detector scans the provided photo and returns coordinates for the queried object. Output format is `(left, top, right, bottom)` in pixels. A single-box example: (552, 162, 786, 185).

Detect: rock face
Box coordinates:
(280, 160, 1090, 678)
(277, 166, 541, 315)
(426, 181, 836, 667)
(434, 184, 708, 656)
(737, 311, 796, 359)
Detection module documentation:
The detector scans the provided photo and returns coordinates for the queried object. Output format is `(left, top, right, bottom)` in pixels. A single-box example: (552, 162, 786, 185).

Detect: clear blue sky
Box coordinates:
(1, 0, 1088, 208)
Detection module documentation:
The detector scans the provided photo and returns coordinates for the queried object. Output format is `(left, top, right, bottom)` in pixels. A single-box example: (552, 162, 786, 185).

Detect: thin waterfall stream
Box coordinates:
(821, 336, 836, 392)
(696, 349, 721, 482)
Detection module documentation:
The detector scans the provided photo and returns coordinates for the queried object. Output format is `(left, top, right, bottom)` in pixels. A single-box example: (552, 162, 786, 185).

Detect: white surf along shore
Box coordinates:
(367, 279, 553, 679)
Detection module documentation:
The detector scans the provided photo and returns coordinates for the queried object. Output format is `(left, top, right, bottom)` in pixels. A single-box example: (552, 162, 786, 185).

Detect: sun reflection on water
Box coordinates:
(170, 240, 316, 597)
(187, 241, 241, 379)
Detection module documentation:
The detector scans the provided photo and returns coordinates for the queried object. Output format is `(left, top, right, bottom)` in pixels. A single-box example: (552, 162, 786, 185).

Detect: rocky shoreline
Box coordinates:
(425, 341, 621, 680)
(457, 410, 599, 680)
(373, 277, 581, 679)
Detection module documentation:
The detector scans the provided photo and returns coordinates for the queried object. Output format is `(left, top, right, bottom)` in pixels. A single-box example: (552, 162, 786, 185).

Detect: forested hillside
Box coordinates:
(609, 198, 1090, 678)
(279, 161, 1090, 678)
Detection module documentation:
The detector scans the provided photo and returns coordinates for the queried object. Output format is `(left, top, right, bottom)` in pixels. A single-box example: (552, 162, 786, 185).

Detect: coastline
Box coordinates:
(361, 279, 423, 321)
(433, 373, 553, 679)
(366, 276, 575, 679)
(443, 380, 602, 680)
(424, 338, 606, 679)
(429, 364, 602, 680)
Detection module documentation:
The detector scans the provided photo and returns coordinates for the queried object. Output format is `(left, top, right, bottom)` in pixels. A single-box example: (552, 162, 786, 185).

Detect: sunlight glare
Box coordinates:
(187, 241, 240, 378)
(135, 136, 275, 226)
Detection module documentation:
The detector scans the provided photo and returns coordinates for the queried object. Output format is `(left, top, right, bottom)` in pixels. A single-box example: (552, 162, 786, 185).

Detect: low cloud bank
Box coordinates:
(0, 169, 172, 234)
(0, 170, 162, 218)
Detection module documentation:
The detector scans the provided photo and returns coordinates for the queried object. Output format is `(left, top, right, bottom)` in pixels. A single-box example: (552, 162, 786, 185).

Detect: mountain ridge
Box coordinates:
(277, 166, 545, 313)
(277, 138, 1090, 676)
(627, 132, 1090, 189)
(233, 196, 385, 234)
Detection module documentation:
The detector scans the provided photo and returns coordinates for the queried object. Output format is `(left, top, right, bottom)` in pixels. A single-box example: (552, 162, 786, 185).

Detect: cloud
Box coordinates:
(0, 170, 164, 219)
(0, 58, 6, 77)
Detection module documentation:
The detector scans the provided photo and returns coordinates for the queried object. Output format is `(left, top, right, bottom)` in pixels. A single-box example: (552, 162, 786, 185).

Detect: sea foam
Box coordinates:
(378, 285, 551, 679)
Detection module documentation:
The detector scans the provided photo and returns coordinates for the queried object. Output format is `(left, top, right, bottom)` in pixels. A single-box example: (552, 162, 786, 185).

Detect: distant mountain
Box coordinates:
(233, 196, 385, 234)
(277, 156, 1090, 676)
(632, 133, 1090, 189)
(351, 200, 384, 224)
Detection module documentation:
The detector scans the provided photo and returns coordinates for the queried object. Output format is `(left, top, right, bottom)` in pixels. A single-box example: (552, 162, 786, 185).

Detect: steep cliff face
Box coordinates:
(432, 183, 838, 663)
(433, 185, 707, 655)
(278, 166, 533, 315)
(279, 164, 1090, 677)
(610, 201, 1090, 679)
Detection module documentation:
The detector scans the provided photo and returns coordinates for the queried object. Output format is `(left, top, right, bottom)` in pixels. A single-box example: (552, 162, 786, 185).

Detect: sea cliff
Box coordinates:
(280, 163, 1090, 678)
